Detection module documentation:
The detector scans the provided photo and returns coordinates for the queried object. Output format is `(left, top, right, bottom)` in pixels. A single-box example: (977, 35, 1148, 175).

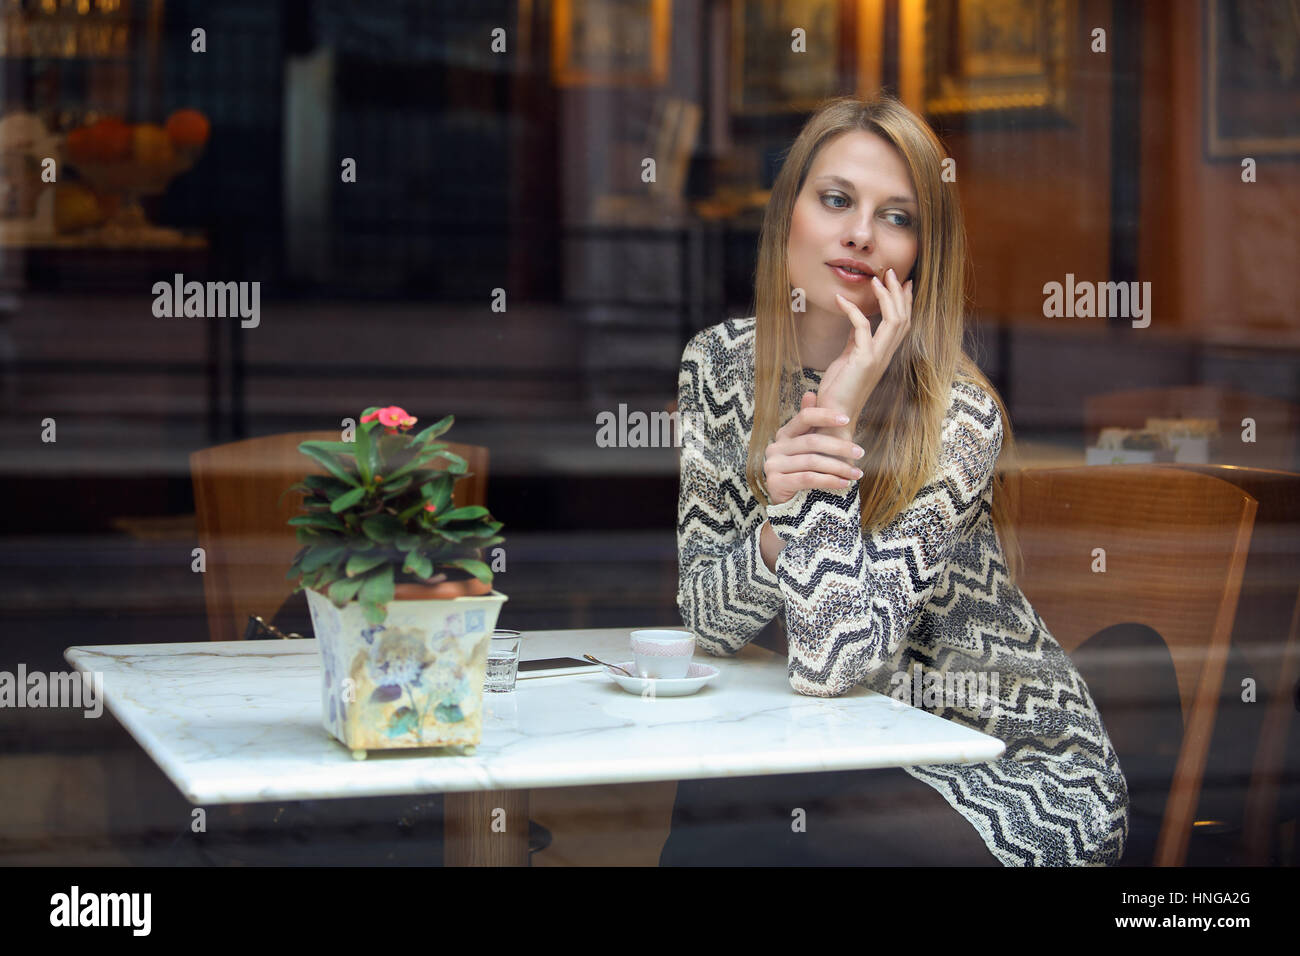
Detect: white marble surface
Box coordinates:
(64, 629, 1005, 805)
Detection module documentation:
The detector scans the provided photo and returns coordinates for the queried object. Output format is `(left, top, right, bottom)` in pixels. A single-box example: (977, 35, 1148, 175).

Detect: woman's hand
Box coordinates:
(816, 269, 913, 432)
(764, 390, 866, 506)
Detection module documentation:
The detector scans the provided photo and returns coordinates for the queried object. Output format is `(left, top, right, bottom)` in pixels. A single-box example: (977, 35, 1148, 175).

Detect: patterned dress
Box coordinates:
(676, 316, 1130, 866)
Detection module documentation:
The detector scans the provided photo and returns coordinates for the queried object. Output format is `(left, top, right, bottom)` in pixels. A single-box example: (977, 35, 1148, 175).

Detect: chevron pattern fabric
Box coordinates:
(676, 317, 1130, 865)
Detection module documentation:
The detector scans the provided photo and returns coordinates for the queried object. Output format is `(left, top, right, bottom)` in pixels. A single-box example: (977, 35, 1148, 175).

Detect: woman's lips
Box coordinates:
(828, 264, 871, 283)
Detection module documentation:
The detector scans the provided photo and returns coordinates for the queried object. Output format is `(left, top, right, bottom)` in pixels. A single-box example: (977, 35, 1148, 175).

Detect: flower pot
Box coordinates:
(305, 583, 508, 757)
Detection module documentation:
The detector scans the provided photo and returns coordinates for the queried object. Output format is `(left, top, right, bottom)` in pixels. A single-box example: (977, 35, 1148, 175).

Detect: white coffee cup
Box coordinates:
(630, 629, 695, 679)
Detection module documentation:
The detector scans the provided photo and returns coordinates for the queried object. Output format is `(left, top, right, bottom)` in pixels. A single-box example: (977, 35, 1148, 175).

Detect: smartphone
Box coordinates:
(517, 657, 598, 673)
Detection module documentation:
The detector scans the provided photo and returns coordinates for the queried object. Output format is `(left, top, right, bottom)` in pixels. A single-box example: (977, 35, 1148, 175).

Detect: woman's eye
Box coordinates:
(820, 194, 911, 227)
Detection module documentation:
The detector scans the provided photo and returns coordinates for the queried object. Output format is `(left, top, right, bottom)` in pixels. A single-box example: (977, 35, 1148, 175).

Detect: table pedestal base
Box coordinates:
(444, 788, 531, 866)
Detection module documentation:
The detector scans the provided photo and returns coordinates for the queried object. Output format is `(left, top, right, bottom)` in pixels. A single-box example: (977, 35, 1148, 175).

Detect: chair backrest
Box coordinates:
(1084, 385, 1299, 471)
(190, 431, 489, 643)
(1148, 463, 1300, 864)
(1002, 465, 1257, 866)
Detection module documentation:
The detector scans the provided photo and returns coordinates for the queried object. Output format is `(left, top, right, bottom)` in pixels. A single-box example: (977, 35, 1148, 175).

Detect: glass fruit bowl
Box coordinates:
(61, 111, 210, 245)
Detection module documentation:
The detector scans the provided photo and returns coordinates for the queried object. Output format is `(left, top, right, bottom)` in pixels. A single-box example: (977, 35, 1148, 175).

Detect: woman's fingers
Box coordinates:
(769, 451, 862, 481)
(833, 292, 872, 340)
(781, 432, 862, 459)
(776, 403, 848, 442)
(870, 274, 897, 334)
(873, 271, 912, 355)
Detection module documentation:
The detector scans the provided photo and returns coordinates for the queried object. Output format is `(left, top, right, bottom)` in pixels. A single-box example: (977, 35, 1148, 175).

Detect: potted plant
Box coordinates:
(284, 405, 507, 758)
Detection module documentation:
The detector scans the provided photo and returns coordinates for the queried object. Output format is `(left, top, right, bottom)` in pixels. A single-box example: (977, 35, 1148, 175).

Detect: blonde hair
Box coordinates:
(745, 92, 1023, 584)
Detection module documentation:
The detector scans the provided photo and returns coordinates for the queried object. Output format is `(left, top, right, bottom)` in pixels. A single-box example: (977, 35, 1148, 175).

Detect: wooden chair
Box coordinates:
(1084, 385, 1299, 472)
(1147, 463, 1300, 865)
(1002, 465, 1257, 866)
(190, 431, 489, 643)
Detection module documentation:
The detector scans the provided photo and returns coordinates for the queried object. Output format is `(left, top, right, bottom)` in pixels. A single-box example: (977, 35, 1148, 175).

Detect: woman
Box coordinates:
(661, 93, 1130, 866)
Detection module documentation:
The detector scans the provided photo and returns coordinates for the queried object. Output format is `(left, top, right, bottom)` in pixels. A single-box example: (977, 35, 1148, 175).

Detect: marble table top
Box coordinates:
(64, 628, 1005, 805)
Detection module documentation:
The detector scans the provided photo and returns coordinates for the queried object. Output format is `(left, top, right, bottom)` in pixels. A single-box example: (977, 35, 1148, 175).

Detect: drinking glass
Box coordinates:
(485, 629, 522, 693)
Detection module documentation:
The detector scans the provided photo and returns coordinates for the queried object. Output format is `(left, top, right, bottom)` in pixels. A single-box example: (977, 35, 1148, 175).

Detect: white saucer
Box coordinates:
(603, 661, 719, 697)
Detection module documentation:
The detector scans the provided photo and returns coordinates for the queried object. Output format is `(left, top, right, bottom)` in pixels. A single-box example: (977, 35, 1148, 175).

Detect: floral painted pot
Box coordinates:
(305, 585, 508, 757)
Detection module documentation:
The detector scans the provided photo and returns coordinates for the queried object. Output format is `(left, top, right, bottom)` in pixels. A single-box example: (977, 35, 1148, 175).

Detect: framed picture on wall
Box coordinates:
(730, 0, 844, 116)
(1204, 0, 1300, 159)
(551, 0, 671, 88)
(922, 0, 1075, 128)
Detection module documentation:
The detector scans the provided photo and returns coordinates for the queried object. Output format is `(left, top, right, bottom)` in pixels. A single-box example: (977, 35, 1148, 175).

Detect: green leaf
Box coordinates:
(411, 414, 454, 445)
(362, 601, 387, 626)
(437, 505, 489, 522)
(377, 475, 414, 499)
(383, 447, 455, 484)
(297, 442, 361, 487)
(328, 576, 365, 605)
(295, 526, 322, 545)
(329, 486, 368, 513)
(362, 514, 403, 543)
(289, 514, 347, 531)
(303, 473, 353, 494)
(277, 482, 310, 508)
(346, 552, 388, 577)
(306, 441, 356, 454)
(422, 476, 454, 513)
(396, 500, 427, 522)
(403, 551, 433, 579)
(430, 450, 467, 473)
(312, 568, 343, 591)
(394, 533, 422, 551)
(302, 567, 332, 590)
(302, 543, 346, 572)
(446, 558, 492, 585)
(376, 432, 410, 461)
(354, 420, 375, 485)
(359, 565, 395, 605)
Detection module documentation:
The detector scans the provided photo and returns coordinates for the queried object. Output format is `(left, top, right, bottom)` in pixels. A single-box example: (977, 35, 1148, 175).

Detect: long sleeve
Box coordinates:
(676, 335, 786, 655)
(765, 381, 1003, 697)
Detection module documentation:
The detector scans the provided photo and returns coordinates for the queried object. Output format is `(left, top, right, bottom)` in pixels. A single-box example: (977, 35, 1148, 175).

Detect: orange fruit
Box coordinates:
(132, 123, 174, 166)
(65, 126, 95, 164)
(87, 118, 131, 162)
(165, 108, 210, 148)
(54, 183, 104, 232)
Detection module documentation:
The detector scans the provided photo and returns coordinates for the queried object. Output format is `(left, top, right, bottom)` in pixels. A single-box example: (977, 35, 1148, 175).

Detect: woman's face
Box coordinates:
(787, 130, 919, 326)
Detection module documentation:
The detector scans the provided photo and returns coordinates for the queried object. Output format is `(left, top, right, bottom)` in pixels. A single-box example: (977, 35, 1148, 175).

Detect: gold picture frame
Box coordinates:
(1204, 0, 1300, 159)
(730, 0, 843, 116)
(923, 0, 1075, 126)
(551, 0, 671, 88)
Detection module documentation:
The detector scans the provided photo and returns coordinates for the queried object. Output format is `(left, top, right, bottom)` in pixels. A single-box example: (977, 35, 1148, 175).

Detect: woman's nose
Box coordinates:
(847, 218, 873, 249)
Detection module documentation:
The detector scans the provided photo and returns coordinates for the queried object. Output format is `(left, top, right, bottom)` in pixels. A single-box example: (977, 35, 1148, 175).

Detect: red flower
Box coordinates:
(424, 503, 437, 513)
(380, 406, 417, 428)
(361, 406, 418, 429)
